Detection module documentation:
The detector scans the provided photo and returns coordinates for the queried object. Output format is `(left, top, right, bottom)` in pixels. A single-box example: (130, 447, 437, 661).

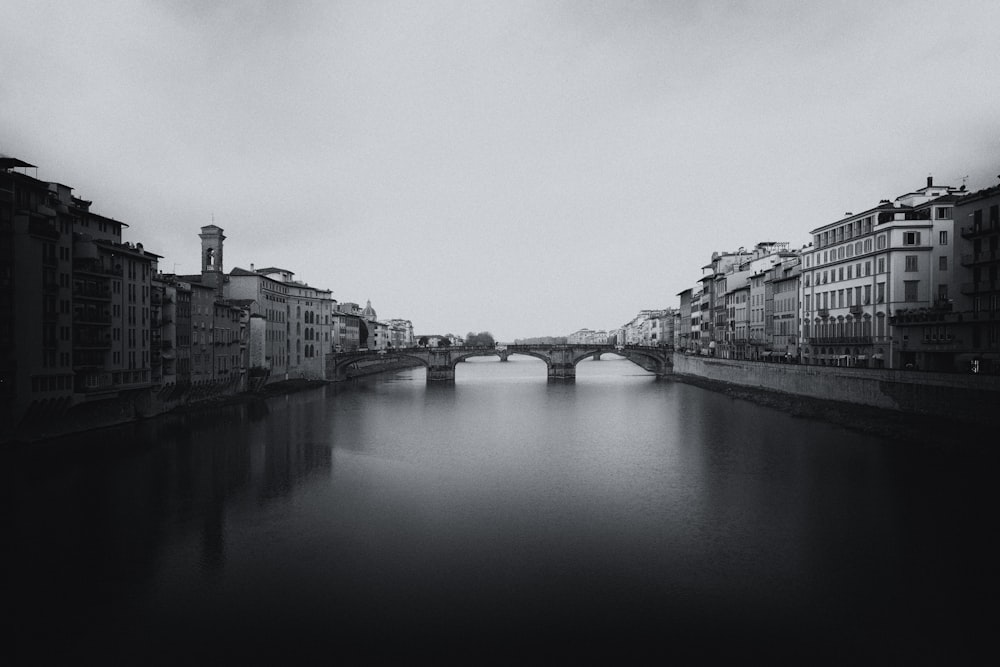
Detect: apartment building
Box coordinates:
(387, 319, 415, 348)
(1, 157, 160, 436)
(332, 305, 362, 352)
(802, 177, 960, 368)
(766, 257, 801, 360)
(890, 182, 1000, 372)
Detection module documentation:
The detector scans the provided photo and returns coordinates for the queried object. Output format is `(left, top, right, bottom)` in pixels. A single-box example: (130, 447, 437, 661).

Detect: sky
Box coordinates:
(3, 0, 999, 341)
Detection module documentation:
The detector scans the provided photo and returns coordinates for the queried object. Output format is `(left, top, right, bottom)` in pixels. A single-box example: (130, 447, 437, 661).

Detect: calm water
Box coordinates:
(9, 356, 991, 661)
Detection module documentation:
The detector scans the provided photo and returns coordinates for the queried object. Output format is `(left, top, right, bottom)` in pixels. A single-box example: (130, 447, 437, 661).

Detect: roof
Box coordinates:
(0, 156, 36, 169)
(956, 182, 1000, 205)
(229, 267, 259, 277)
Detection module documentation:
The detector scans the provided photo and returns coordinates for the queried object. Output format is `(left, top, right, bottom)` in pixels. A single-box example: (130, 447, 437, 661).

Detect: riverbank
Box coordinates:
(3, 358, 429, 445)
(2, 378, 331, 446)
(671, 370, 991, 453)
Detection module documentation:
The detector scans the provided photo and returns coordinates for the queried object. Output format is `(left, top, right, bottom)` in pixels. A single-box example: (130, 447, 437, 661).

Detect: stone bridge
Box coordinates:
(327, 344, 673, 382)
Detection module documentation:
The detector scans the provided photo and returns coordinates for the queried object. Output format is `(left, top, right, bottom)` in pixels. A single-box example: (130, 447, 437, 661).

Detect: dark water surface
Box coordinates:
(9, 357, 991, 662)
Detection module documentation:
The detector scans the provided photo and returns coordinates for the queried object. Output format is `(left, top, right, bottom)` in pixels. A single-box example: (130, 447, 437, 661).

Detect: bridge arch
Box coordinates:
(328, 345, 672, 383)
(327, 349, 431, 381)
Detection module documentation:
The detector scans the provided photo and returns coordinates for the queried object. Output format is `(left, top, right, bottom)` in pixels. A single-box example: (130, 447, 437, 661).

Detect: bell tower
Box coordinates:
(199, 225, 226, 297)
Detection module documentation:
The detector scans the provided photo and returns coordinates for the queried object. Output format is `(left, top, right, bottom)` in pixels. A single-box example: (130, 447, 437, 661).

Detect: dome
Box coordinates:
(362, 299, 377, 320)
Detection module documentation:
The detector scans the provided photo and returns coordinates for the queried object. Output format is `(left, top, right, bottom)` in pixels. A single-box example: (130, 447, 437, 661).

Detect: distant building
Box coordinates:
(387, 319, 415, 348)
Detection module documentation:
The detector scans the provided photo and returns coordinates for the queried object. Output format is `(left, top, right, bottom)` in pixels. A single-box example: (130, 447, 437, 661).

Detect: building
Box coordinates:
(801, 177, 961, 368)
(890, 180, 1000, 373)
(333, 303, 362, 352)
(766, 256, 802, 361)
(1, 156, 160, 437)
(387, 319, 415, 348)
(152, 274, 192, 388)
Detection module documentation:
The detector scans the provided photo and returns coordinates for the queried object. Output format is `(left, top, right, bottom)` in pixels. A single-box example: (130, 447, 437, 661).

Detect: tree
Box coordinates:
(418, 336, 429, 347)
(438, 336, 451, 347)
(465, 331, 496, 347)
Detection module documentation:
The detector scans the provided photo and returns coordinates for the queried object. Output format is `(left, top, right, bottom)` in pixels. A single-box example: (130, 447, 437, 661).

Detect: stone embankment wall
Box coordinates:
(672, 354, 1000, 425)
(7, 380, 243, 444)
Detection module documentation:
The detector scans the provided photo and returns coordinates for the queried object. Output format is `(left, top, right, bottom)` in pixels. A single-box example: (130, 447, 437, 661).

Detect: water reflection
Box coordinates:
(10, 357, 993, 661)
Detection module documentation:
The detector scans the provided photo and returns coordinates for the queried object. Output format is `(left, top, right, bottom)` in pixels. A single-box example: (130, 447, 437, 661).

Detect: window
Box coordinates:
(938, 230, 948, 245)
(939, 256, 947, 271)
(903, 231, 921, 246)
(938, 284, 949, 301)
(905, 255, 918, 272)
(877, 282, 885, 303)
(904, 281, 919, 302)
(877, 257, 886, 273)
(936, 207, 952, 219)
(876, 235, 887, 250)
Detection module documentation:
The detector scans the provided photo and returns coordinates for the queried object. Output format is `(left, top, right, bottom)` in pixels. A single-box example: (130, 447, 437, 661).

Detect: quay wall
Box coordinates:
(672, 354, 1000, 425)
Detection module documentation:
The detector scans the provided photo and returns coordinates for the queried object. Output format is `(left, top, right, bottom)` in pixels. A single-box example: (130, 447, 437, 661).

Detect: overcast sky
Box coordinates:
(3, 1, 999, 340)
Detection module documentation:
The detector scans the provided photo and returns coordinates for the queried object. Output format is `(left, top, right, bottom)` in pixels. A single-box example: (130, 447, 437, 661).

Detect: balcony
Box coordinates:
(73, 285, 112, 300)
(73, 261, 121, 277)
(817, 308, 829, 318)
(808, 336, 874, 345)
(849, 304, 863, 315)
(891, 307, 956, 325)
(962, 251, 1000, 267)
(922, 335, 957, 345)
(961, 280, 1000, 295)
(961, 224, 1000, 240)
(73, 336, 111, 349)
(73, 312, 111, 327)
(28, 219, 60, 240)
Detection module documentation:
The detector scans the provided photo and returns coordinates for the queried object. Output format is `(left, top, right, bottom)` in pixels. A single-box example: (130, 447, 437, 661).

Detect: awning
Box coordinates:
(762, 351, 772, 356)
(857, 355, 868, 360)
(872, 353, 884, 360)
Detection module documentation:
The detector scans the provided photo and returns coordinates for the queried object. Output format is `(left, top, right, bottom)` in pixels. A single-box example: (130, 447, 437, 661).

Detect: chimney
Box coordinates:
(250, 263, 255, 272)
(927, 175, 933, 188)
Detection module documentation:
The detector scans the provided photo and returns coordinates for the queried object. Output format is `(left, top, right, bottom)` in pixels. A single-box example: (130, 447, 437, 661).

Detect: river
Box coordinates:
(9, 355, 991, 662)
